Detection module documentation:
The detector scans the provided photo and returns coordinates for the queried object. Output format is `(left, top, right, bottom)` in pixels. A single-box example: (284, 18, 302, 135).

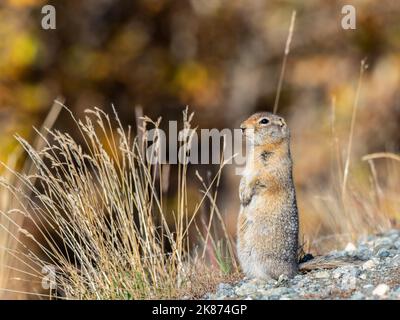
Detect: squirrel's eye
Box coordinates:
(259, 118, 269, 125)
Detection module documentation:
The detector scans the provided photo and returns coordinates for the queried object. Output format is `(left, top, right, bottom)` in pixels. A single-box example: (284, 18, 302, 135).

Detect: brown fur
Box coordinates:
(237, 112, 299, 280)
(299, 256, 363, 272)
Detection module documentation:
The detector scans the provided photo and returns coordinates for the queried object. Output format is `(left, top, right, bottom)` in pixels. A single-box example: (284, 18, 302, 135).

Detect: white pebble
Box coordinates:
(314, 271, 330, 279)
(359, 273, 367, 280)
(345, 242, 357, 252)
(362, 259, 376, 270)
(372, 284, 390, 296)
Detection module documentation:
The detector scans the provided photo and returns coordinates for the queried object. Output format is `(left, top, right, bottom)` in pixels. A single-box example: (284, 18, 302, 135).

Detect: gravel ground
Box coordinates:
(206, 229, 400, 300)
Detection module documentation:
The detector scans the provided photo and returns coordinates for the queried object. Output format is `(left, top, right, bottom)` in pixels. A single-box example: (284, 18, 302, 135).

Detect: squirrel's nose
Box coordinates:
(240, 123, 246, 132)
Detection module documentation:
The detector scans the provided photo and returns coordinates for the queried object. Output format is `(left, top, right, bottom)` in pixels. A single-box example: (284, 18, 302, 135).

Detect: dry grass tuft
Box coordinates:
(0, 103, 237, 299)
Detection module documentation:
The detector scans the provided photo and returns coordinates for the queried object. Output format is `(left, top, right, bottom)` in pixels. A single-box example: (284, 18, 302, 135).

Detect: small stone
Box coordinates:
(216, 283, 233, 296)
(363, 284, 374, 290)
(373, 239, 393, 253)
(351, 291, 364, 300)
(277, 274, 289, 284)
(340, 274, 357, 291)
(332, 265, 360, 281)
(377, 248, 390, 258)
(362, 259, 377, 270)
(393, 286, 400, 298)
(388, 234, 400, 242)
(356, 248, 373, 260)
(314, 271, 330, 279)
(372, 284, 390, 297)
(255, 289, 269, 296)
(266, 278, 278, 286)
(217, 283, 231, 289)
(235, 283, 257, 296)
(358, 273, 367, 280)
(345, 242, 357, 252)
(386, 229, 400, 237)
(263, 287, 290, 297)
(384, 257, 392, 264)
(296, 279, 308, 287)
(392, 255, 400, 266)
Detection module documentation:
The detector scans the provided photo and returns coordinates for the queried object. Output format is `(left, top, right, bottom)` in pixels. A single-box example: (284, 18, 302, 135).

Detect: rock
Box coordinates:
(207, 230, 400, 300)
(279, 295, 294, 300)
(351, 291, 364, 300)
(362, 259, 377, 270)
(254, 289, 269, 297)
(363, 284, 374, 290)
(358, 273, 367, 280)
(377, 248, 390, 258)
(345, 242, 357, 252)
(386, 229, 400, 237)
(373, 238, 393, 253)
(393, 286, 400, 298)
(296, 279, 308, 287)
(235, 283, 257, 296)
(356, 248, 372, 260)
(340, 274, 357, 291)
(372, 284, 390, 297)
(277, 274, 289, 284)
(384, 257, 392, 264)
(391, 254, 400, 266)
(263, 287, 290, 297)
(216, 283, 234, 297)
(332, 265, 361, 284)
(293, 274, 303, 280)
(360, 284, 374, 296)
(314, 271, 330, 279)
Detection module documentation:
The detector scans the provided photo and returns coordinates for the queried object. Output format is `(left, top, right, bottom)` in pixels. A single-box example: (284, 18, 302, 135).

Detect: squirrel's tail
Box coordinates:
(299, 255, 362, 272)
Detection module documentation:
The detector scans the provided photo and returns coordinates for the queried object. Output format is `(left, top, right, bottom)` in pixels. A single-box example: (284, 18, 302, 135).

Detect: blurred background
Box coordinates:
(0, 0, 400, 256)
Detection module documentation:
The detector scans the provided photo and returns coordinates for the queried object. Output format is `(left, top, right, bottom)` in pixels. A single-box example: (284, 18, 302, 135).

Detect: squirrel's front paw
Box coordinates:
(239, 179, 265, 207)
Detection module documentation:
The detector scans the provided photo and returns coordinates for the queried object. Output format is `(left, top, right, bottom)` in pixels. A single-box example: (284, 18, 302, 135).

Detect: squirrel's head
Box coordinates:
(240, 112, 289, 146)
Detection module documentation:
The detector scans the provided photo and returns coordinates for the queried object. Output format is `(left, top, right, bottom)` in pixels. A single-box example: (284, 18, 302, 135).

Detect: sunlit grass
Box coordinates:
(0, 103, 238, 299)
(0, 93, 398, 299)
(299, 61, 397, 253)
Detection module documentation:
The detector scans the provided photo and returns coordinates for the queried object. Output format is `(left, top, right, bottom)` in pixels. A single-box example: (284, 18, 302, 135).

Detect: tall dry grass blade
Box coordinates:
(273, 10, 296, 115)
(330, 96, 344, 185)
(362, 152, 400, 163)
(341, 59, 368, 199)
(1, 99, 63, 299)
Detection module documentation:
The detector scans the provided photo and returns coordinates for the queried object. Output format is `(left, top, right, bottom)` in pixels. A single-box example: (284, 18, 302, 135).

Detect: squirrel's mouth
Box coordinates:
(241, 128, 255, 140)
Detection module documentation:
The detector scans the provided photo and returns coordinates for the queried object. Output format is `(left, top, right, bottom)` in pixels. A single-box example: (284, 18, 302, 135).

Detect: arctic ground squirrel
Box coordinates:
(237, 112, 299, 280)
